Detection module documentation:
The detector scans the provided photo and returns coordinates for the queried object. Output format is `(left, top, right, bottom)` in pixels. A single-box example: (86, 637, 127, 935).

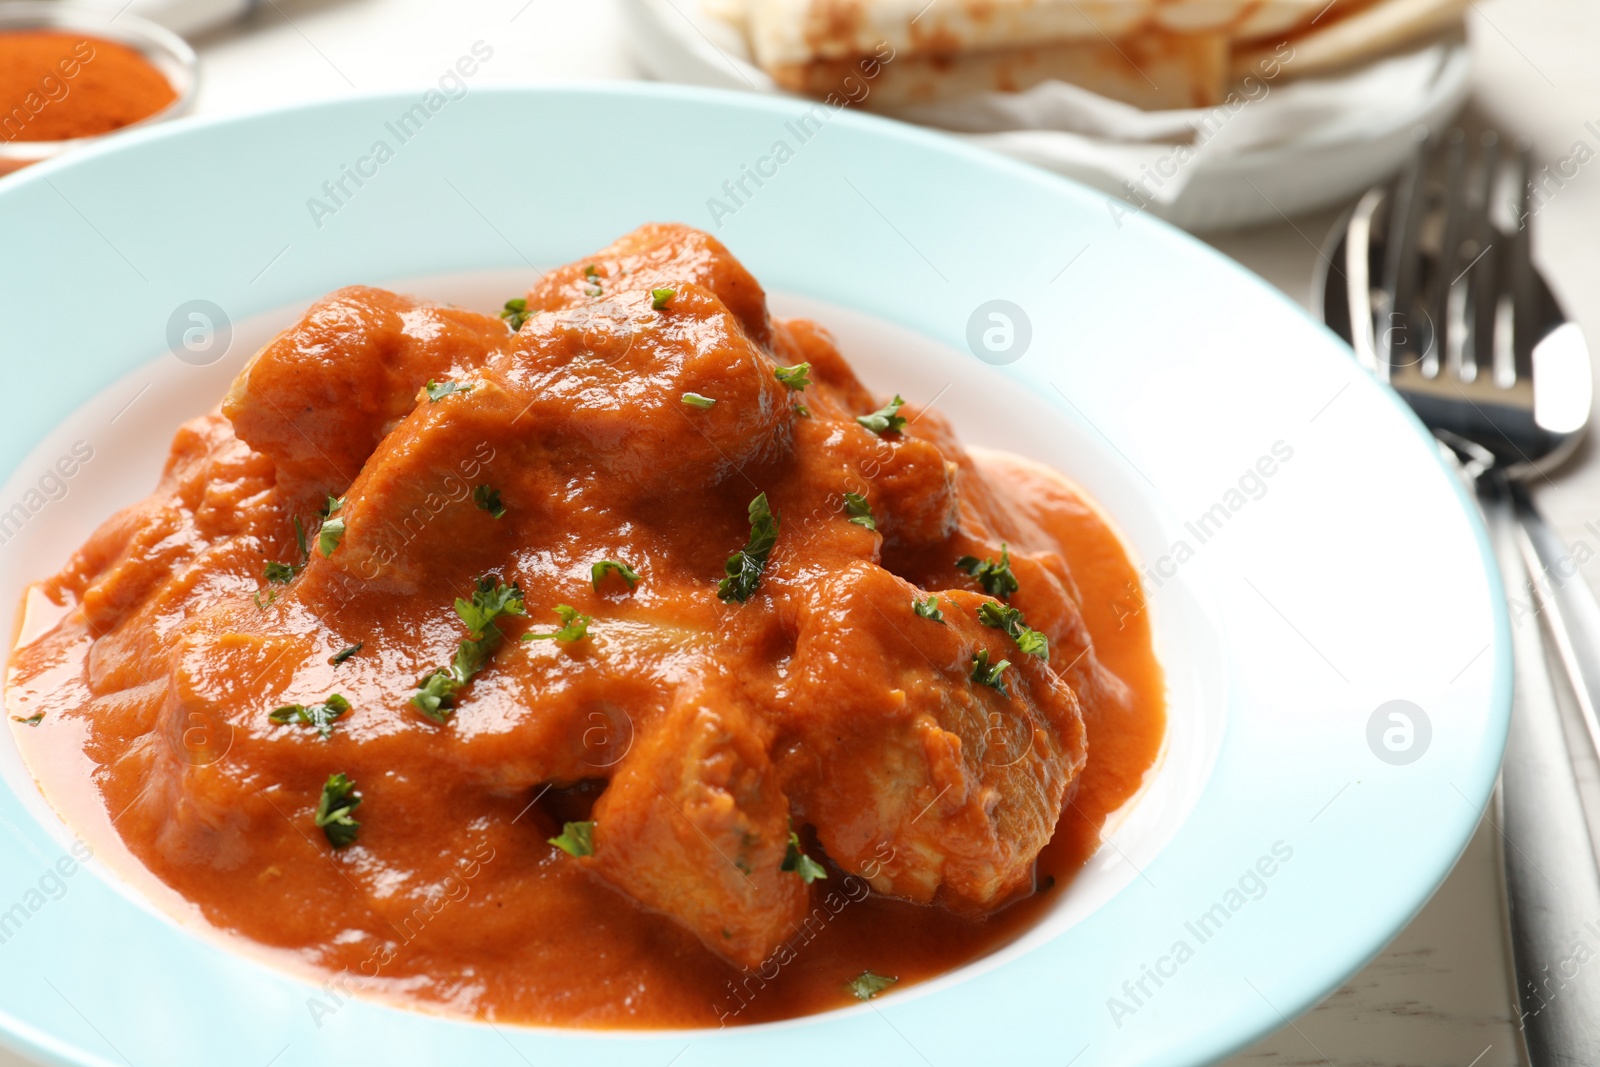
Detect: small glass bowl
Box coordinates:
(0, 1, 198, 176)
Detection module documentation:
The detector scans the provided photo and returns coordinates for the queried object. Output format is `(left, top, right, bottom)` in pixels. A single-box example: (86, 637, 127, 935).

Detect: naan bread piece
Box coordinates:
(777, 32, 1230, 110)
(1231, 0, 1468, 80)
(746, 0, 1341, 71)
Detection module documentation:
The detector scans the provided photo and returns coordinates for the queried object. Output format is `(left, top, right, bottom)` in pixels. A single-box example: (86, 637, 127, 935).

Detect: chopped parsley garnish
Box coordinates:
(782, 831, 828, 884)
(847, 971, 897, 1001)
(522, 604, 591, 643)
(956, 544, 1019, 600)
(650, 288, 676, 310)
(774, 362, 811, 390)
(793, 403, 811, 418)
(500, 297, 530, 331)
(455, 574, 527, 634)
(318, 496, 346, 558)
(718, 492, 779, 603)
(843, 493, 876, 531)
(977, 601, 1048, 658)
(330, 643, 363, 666)
(474, 485, 505, 519)
(411, 575, 527, 723)
(425, 379, 471, 402)
(270, 693, 351, 739)
(970, 650, 1011, 696)
(11, 712, 42, 726)
(912, 595, 945, 623)
(263, 516, 310, 584)
(550, 820, 594, 857)
(857, 395, 907, 435)
(582, 264, 603, 297)
(412, 670, 458, 723)
(314, 772, 361, 848)
(263, 560, 297, 584)
(591, 559, 640, 592)
(681, 392, 717, 408)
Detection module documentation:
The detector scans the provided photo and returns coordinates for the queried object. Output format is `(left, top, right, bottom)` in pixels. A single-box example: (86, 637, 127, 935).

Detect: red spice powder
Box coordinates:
(0, 31, 177, 143)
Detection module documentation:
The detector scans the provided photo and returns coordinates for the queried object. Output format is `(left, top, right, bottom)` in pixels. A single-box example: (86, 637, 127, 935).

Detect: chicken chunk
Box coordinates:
(587, 673, 808, 967)
(222, 287, 509, 493)
(774, 562, 1087, 909)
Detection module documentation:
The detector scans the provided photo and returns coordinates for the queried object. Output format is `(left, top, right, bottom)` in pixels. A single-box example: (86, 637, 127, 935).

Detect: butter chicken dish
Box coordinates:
(6, 224, 1164, 1026)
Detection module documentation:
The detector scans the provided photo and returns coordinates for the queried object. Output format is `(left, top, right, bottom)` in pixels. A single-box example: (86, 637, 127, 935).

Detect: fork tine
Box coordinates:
(1430, 129, 1468, 376)
(1466, 133, 1502, 384)
(1509, 140, 1539, 381)
(1382, 141, 1429, 375)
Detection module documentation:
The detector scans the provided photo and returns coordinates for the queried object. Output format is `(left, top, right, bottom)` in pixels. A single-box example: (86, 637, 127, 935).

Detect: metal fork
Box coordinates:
(1317, 131, 1600, 1064)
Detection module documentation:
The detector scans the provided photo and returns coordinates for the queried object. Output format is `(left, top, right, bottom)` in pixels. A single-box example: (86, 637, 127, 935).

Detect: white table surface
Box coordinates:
(11, 0, 1600, 1063)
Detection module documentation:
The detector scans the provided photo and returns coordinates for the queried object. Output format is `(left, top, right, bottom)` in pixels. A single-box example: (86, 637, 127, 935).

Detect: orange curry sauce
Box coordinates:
(6, 224, 1163, 1026)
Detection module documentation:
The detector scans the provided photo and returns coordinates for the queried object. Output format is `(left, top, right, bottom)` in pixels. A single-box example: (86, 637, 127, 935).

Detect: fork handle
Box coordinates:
(1484, 480, 1600, 1063)
(1511, 484, 1600, 761)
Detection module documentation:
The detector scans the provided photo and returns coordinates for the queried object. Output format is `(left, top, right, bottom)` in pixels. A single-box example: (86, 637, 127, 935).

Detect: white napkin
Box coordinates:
(881, 42, 1458, 205)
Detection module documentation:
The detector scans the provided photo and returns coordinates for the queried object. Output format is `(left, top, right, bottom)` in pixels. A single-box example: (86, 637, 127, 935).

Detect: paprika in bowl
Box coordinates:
(0, 1, 196, 176)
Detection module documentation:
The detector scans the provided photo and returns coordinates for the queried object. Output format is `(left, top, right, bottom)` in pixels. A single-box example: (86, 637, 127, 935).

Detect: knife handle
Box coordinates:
(1511, 483, 1600, 764)
(1483, 479, 1600, 1064)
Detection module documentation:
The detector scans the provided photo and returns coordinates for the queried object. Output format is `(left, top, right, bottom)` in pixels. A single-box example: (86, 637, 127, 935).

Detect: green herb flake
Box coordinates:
(843, 492, 876, 531)
(793, 403, 811, 418)
(781, 831, 828, 884)
(270, 693, 351, 740)
(500, 297, 530, 331)
(425, 379, 471, 402)
(912, 595, 945, 623)
(550, 820, 594, 857)
(847, 971, 897, 1001)
(12, 712, 42, 726)
(681, 392, 717, 409)
(522, 604, 591, 643)
(411, 669, 459, 724)
(977, 601, 1049, 658)
(956, 544, 1019, 601)
(970, 650, 1012, 696)
(856, 395, 907, 435)
(651, 288, 676, 310)
(774, 362, 812, 390)
(263, 560, 298, 584)
(314, 772, 362, 848)
(294, 515, 308, 559)
(454, 574, 527, 637)
(718, 492, 779, 603)
(411, 575, 527, 723)
(474, 485, 505, 519)
(330, 643, 363, 666)
(318, 496, 347, 558)
(582, 265, 604, 297)
(591, 559, 640, 592)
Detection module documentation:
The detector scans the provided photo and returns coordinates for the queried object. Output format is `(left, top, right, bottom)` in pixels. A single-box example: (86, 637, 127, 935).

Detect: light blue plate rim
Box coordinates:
(0, 82, 1510, 1067)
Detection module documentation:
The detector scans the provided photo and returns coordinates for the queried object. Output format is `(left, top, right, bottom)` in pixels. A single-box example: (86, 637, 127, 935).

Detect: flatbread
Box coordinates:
(744, 0, 1463, 111)
(746, 0, 1353, 71)
(772, 32, 1231, 111)
(1231, 0, 1468, 79)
